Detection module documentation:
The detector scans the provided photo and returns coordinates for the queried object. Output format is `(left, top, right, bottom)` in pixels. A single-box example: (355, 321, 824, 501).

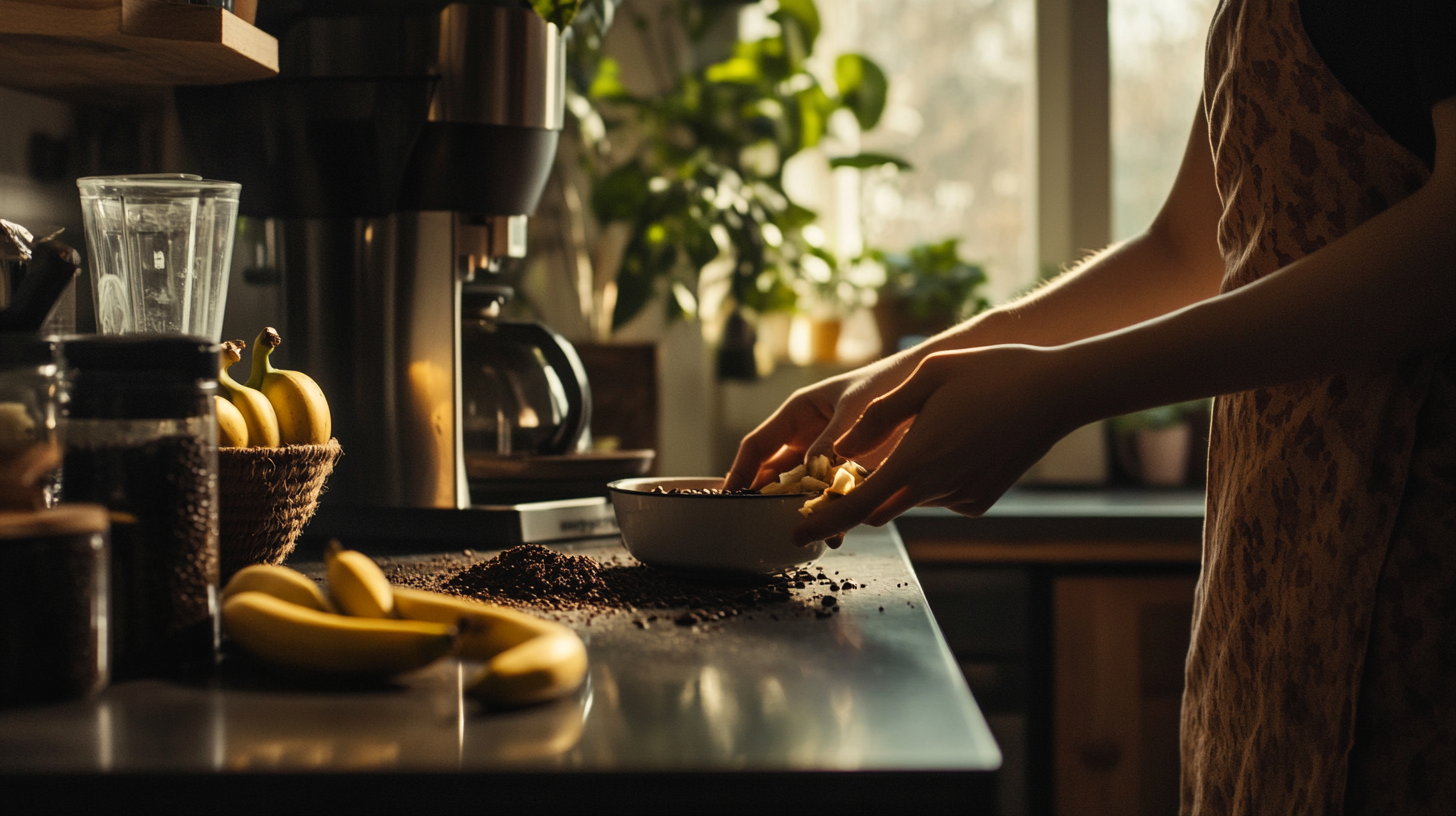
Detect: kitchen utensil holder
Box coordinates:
(217, 438, 341, 580)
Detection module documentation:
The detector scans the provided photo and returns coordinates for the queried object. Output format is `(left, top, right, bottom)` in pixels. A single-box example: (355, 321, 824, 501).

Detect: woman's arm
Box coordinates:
(725, 105, 1226, 489)
(797, 96, 1456, 544)
(931, 102, 1227, 350)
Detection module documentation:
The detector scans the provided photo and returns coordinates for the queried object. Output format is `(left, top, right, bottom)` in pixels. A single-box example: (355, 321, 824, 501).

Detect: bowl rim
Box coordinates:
(607, 476, 799, 498)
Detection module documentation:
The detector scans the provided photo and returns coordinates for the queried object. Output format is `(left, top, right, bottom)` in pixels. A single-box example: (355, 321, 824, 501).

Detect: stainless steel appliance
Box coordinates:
(177, 0, 582, 512)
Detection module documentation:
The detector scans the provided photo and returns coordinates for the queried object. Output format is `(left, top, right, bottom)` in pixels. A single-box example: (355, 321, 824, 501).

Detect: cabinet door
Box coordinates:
(1054, 576, 1197, 816)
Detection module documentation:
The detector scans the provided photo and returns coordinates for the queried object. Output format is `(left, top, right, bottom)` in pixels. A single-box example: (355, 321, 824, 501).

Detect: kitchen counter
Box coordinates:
(0, 525, 999, 815)
(898, 487, 1207, 565)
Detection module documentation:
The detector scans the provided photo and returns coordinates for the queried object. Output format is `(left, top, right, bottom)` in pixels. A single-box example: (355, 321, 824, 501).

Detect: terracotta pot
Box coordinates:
(1133, 424, 1192, 487)
(872, 295, 957, 358)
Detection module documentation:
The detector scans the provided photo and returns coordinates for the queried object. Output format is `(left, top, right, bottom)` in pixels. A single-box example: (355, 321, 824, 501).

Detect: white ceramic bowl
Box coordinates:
(607, 477, 829, 575)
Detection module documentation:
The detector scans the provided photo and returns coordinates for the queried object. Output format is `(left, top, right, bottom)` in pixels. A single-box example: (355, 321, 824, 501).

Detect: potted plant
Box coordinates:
(1109, 399, 1211, 487)
(866, 238, 991, 358)
(566, 0, 907, 372)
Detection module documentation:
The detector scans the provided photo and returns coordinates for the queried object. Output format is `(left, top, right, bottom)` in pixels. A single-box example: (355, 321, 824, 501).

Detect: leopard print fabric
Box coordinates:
(1182, 0, 1456, 813)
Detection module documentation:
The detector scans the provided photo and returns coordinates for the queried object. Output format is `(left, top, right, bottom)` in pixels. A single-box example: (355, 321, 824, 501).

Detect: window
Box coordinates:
(814, 0, 1035, 305)
(809, 0, 1219, 301)
(1111, 0, 1219, 241)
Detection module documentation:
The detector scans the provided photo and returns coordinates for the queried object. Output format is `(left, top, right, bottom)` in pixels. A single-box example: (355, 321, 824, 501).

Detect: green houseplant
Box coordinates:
(569, 0, 907, 339)
(867, 237, 990, 357)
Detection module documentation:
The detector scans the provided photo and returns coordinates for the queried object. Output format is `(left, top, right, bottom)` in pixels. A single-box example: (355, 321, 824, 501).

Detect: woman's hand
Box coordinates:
(723, 355, 918, 491)
(792, 344, 1079, 546)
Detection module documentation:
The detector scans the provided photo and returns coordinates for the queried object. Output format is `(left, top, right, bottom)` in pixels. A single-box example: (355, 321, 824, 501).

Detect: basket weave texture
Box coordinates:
(217, 438, 342, 580)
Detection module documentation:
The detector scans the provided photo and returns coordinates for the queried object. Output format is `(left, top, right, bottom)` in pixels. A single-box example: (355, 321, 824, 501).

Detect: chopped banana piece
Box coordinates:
(799, 493, 833, 517)
(807, 454, 831, 482)
(755, 457, 868, 515)
(778, 464, 807, 484)
(827, 467, 857, 495)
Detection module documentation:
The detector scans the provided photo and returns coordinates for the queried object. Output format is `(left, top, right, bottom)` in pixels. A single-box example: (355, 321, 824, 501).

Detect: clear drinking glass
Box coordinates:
(76, 175, 241, 341)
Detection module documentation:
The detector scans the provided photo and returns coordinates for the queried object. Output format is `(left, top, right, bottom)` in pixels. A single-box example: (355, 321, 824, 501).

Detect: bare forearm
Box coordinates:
(906, 106, 1225, 360)
(1055, 169, 1456, 426)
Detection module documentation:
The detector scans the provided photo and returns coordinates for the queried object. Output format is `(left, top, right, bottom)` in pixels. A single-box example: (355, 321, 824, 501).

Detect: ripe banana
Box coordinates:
(223, 563, 334, 613)
(223, 591, 454, 676)
(392, 586, 588, 705)
(215, 395, 249, 448)
(392, 586, 571, 660)
(466, 630, 589, 707)
(246, 327, 331, 446)
(218, 340, 280, 448)
(325, 541, 395, 618)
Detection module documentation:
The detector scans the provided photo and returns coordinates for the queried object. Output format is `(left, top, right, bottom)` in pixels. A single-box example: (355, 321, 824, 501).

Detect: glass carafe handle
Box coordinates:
(491, 321, 592, 455)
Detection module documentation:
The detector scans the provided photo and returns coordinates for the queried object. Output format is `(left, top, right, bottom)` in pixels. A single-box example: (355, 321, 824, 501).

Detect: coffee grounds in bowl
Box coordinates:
(647, 486, 759, 496)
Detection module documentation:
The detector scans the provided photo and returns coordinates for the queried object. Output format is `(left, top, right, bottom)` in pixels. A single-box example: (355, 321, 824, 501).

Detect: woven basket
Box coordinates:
(217, 438, 342, 581)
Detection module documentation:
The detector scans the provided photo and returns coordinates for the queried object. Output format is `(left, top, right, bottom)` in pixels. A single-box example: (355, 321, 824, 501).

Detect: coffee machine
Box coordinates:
(177, 0, 602, 522)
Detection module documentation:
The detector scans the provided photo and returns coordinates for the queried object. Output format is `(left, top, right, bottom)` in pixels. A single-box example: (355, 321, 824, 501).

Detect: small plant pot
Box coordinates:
(808, 317, 843, 364)
(872, 296, 956, 358)
(217, 438, 342, 580)
(1133, 424, 1191, 487)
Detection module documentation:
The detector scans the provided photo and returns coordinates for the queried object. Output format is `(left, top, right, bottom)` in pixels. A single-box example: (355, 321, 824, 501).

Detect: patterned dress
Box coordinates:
(1181, 0, 1456, 813)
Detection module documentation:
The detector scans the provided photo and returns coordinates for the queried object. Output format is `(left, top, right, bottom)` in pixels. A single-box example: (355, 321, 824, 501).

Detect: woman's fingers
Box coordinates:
(833, 358, 942, 460)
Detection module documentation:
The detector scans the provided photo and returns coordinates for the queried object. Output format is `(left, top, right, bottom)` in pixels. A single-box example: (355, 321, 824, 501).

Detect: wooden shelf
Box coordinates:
(0, 0, 277, 98)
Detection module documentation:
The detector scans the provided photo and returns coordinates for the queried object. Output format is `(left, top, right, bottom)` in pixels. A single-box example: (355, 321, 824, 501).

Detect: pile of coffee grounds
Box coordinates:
(388, 544, 866, 625)
(445, 545, 610, 604)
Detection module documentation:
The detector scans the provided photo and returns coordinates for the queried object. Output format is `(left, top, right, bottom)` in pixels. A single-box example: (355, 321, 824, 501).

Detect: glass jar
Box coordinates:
(60, 335, 220, 680)
(0, 504, 110, 706)
(0, 334, 64, 508)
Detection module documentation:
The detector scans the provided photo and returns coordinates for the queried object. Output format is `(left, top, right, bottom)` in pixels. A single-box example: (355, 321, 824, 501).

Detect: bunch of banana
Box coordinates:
(221, 563, 454, 677)
(219, 544, 588, 704)
(246, 327, 332, 446)
(213, 329, 332, 448)
(217, 340, 280, 448)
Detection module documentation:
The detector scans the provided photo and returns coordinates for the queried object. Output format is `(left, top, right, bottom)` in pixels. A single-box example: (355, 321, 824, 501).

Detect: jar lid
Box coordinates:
(0, 333, 60, 367)
(0, 504, 109, 539)
(62, 334, 218, 381)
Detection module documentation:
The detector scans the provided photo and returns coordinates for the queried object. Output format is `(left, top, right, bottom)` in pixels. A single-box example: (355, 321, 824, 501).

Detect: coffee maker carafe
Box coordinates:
(460, 284, 590, 459)
(177, 0, 573, 511)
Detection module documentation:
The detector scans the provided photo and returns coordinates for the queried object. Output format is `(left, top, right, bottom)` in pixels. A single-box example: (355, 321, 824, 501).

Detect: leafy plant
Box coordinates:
(569, 0, 907, 332)
(869, 238, 990, 323)
(531, 0, 609, 29)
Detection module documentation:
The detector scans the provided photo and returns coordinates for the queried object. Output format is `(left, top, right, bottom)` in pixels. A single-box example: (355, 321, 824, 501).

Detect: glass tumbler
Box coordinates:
(77, 174, 240, 342)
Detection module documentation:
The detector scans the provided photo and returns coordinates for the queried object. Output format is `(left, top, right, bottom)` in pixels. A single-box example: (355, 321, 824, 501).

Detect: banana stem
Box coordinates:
(246, 327, 282, 390)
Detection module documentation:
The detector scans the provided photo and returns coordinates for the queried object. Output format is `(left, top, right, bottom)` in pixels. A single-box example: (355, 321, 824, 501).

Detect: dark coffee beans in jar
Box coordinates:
(61, 337, 221, 681)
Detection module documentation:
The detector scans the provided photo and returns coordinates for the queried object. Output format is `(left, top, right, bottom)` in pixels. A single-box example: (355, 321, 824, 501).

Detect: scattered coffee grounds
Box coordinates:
(390, 544, 866, 626)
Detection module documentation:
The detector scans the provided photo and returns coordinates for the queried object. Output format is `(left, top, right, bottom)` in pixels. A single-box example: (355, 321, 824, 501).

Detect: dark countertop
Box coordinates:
(896, 487, 1207, 564)
(0, 525, 999, 815)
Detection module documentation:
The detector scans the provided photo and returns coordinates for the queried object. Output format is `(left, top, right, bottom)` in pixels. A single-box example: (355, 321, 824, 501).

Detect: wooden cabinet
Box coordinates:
(1054, 575, 1197, 816)
(0, 0, 277, 97)
(900, 499, 1205, 816)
